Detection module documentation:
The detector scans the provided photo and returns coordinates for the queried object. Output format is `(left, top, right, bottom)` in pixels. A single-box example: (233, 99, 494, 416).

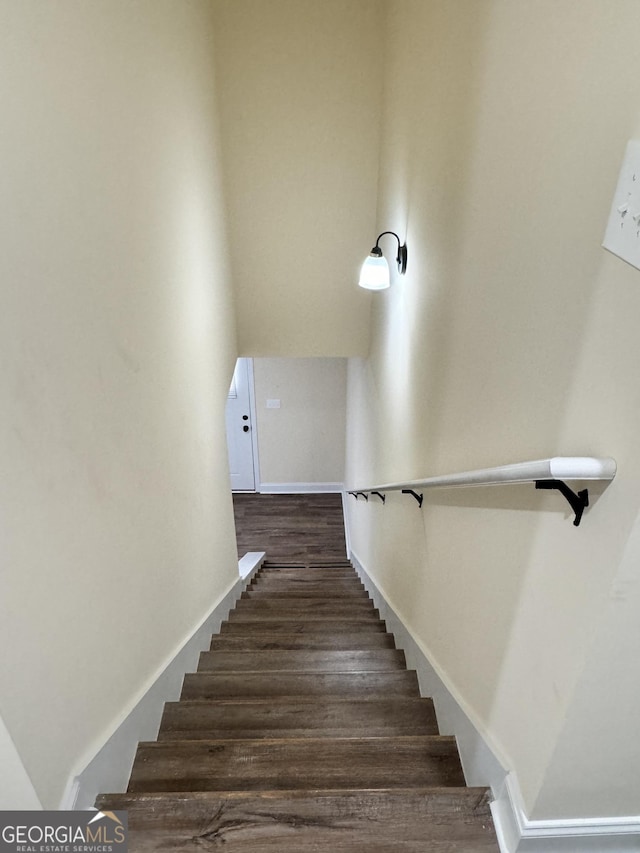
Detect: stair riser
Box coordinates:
(128, 737, 464, 793)
(181, 671, 420, 700)
(197, 650, 406, 672)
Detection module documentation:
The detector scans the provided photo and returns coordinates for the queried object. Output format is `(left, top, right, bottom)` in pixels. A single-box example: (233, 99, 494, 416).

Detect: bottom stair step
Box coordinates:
(127, 736, 465, 793)
(97, 788, 499, 852)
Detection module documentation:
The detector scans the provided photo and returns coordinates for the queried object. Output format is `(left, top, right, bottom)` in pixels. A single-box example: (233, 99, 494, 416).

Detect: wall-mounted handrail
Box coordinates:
(347, 457, 617, 527)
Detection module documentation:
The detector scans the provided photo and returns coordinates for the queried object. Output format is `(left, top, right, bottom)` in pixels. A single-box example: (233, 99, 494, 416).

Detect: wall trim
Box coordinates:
(341, 491, 352, 558)
(349, 550, 507, 792)
(259, 482, 344, 493)
(349, 550, 640, 853)
(61, 559, 262, 810)
(492, 773, 640, 853)
(245, 358, 261, 491)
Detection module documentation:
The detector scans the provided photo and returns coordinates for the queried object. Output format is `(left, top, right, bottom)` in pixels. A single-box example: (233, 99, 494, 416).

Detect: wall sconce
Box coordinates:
(358, 231, 408, 290)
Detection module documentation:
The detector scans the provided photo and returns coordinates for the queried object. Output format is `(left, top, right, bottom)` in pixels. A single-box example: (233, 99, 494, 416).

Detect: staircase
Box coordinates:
(97, 560, 499, 851)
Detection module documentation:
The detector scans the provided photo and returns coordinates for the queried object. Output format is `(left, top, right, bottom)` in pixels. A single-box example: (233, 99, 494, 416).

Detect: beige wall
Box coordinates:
(0, 1, 239, 808)
(254, 359, 346, 486)
(345, 0, 640, 820)
(0, 713, 41, 809)
(211, 0, 382, 357)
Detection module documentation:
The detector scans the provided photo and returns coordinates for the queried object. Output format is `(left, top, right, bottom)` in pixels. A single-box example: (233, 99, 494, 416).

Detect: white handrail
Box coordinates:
(349, 457, 617, 494)
(348, 457, 617, 527)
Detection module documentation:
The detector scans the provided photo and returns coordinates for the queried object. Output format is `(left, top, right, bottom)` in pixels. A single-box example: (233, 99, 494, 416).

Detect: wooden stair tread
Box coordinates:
(159, 697, 438, 739)
(209, 632, 397, 650)
(243, 588, 370, 599)
(95, 546, 499, 850)
(181, 670, 420, 700)
(253, 571, 361, 576)
(263, 558, 355, 571)
(257, 571, 358, 580)
(254, 572, 361, 580)
(97, 788, 498, 851)
(197, 649, 406, 672)
(229, 609, 380, 623)
(260, 569, 356, 574)
(221, 618, 388, 633)
(234, 597, 376, 610)
(127, 736, 465, 793)
(227, 614, 382, 624)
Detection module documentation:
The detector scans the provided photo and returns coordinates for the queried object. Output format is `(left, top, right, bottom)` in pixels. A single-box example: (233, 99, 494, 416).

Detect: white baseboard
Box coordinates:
(492, 774, 640, 853)
(349, 550, 507, 792)
(349, 550, 640, 853)
(341, 491, 352, 558)
(62, 562, 262, 811)
(259, 482, 344, 494)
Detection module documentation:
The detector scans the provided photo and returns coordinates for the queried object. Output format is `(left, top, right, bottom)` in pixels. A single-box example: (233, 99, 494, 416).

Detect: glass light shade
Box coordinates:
(358, 253, 390, 290)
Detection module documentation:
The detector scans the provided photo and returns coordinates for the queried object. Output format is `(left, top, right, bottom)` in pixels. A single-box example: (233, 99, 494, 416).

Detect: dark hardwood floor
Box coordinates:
(232, 492, 347, 561)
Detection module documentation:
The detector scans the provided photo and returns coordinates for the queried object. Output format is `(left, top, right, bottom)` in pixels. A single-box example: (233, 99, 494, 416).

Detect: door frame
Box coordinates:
(230, 357, 261, 492)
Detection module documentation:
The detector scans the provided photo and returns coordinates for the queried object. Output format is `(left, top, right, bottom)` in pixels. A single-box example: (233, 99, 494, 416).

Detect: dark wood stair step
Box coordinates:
(181, 670, 420, 700)
(197, 649, 406, 672)
(258, 569, 357, 579)
(244, 585, 368, 599)
(261, 564, 356, 570)
(259, 563, 356, 570)
(210, 632, 397, 650)
(243, 590, 370, 600)
(220, 618, 387, 633)
(254, 573, 361, 583)
(236, 593, 372, 606)
(227, 612, 381, 625)
(158, 697, 438, 739)
(96, 788, 498, 851)
(232, 598, 378, 615)
(261, 560, 355, 566)
(127, 736, 465, 793)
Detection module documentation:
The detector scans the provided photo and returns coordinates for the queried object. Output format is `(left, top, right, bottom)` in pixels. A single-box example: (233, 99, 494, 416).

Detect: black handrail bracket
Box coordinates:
(535, 479, 589, 527)
(402, 489, 423, 508)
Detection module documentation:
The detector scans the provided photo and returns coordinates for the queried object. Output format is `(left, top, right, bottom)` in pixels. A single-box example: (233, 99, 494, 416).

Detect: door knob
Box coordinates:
(243, 425, 250, 432)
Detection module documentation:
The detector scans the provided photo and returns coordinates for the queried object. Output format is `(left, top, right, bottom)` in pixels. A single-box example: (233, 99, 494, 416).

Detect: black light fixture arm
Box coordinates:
(371, 231, 408, 274)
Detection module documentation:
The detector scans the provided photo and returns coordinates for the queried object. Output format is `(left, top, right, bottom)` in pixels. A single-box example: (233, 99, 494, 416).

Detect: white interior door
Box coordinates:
(226, 358, 257, 491)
